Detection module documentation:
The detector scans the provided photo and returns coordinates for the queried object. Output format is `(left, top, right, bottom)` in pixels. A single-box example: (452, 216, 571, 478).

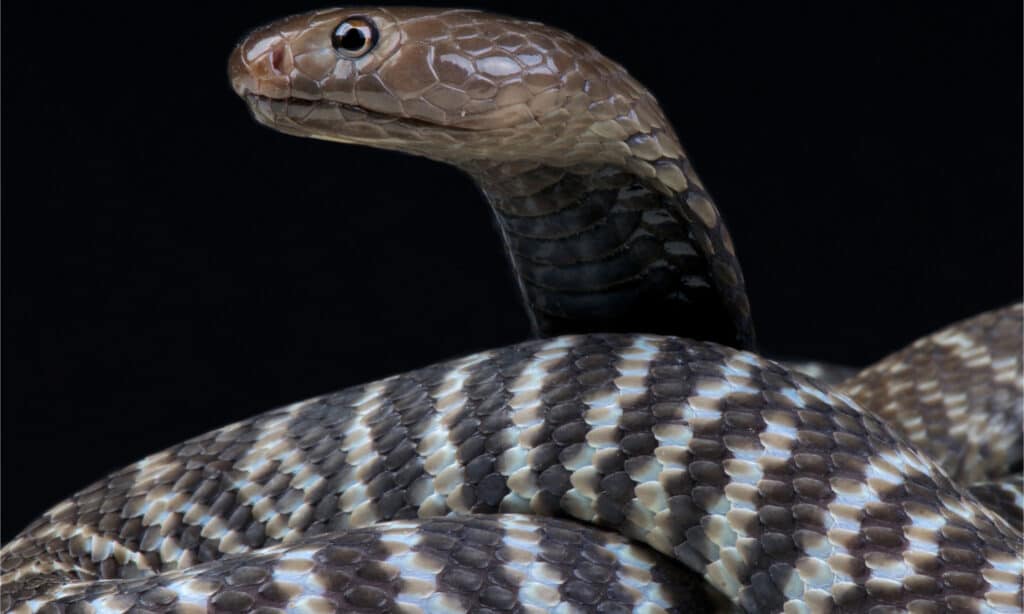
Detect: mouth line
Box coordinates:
(242, 92, 475, 132)
(244, 92, 389, 119)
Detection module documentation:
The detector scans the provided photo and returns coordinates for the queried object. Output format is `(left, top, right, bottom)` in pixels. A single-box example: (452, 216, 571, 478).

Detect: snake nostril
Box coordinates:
(270, 46, 288, 75)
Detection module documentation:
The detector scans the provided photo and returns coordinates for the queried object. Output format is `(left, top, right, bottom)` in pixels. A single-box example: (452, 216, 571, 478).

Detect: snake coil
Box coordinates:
(3, 7, 1021, 614)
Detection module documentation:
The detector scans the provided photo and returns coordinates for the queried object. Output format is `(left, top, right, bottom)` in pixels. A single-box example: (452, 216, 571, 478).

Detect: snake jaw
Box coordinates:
(239, 92, 470, 159)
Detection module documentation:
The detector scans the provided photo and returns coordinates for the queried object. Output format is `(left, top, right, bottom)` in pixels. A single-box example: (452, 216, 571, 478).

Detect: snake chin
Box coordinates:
(244, 93, 389, 125)
(241, 93, 476, 152)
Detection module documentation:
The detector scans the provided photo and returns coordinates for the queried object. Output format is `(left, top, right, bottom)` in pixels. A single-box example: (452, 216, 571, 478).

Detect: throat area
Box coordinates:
(472, 163, 753, 348)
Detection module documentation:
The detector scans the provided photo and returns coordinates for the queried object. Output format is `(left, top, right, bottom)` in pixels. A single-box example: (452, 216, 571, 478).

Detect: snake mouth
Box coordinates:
(228, 46, 440, 135)
(243, 93, 395, 125)
(240, 92, 478, 140)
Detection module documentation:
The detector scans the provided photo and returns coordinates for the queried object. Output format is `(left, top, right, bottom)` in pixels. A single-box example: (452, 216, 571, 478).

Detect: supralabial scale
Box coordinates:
(3, 7, 1021, 614)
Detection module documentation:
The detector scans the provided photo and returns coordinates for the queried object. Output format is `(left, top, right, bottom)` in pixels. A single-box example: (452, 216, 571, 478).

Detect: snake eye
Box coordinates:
(331, 17, 378, 58)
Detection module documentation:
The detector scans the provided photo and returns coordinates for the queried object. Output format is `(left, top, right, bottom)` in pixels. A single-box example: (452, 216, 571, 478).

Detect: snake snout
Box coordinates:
(228, 34, 291, 100)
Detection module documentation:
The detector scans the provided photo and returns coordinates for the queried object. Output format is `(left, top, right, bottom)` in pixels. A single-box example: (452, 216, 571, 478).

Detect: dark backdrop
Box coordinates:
(3, 2, 1020, 541)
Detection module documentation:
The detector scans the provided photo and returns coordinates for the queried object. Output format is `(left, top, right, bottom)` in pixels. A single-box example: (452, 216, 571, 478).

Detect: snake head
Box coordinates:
(228, 7, 677, 166)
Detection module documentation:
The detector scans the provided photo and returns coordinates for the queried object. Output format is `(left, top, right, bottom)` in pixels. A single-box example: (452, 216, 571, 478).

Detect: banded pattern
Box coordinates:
(5, 6, 1022, 614)
(4, 335, 1022, 612)
(782, 361, 859, 388)
(969, 476, 1024, 533)
(841, 304, 1023, 484)
(22, 515, 720, 613)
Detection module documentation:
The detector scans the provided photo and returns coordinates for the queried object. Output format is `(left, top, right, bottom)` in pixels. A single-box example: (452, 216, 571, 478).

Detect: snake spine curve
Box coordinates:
(3, 7, 1021, 614)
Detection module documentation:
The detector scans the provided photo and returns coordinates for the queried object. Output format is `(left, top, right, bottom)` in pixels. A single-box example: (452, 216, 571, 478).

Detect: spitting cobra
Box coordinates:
(3, 7, 1021, 614)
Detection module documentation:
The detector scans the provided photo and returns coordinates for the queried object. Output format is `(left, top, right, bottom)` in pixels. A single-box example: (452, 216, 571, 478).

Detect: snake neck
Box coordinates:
(463, 157, 756, 350)
(226, 7, 756, 350)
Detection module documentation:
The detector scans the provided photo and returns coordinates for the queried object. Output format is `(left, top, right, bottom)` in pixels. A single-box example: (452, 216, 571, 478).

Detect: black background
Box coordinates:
(3, 2, 1020, 541)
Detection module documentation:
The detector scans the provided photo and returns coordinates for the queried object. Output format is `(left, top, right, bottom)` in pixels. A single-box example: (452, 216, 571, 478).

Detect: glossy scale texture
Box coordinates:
(228, 7, 755, 349)
(3, 6, 1022, 614)
(4, 329, 1021, 612)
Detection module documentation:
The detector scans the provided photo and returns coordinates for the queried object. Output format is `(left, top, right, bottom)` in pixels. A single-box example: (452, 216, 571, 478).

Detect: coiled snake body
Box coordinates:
(3, 8, 1021, 613)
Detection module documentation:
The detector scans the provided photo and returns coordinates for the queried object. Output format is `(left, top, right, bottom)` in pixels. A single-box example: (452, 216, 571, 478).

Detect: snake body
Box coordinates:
(3, 7, 1021, 614)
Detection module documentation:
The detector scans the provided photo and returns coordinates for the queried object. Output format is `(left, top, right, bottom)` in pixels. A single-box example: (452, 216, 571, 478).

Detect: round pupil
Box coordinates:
(339, 26, 366, 51)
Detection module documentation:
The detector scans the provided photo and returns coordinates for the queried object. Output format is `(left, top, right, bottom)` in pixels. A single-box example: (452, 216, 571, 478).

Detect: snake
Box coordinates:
(3, 7, 1021, 613)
